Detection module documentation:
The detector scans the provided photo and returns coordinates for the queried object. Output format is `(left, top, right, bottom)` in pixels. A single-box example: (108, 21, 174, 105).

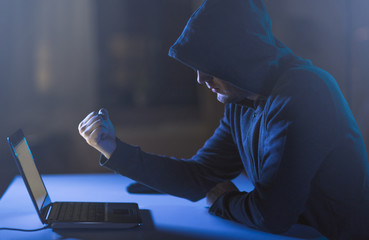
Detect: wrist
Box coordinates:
(102, 152, 112, 160)
(101, 141, 117, 159)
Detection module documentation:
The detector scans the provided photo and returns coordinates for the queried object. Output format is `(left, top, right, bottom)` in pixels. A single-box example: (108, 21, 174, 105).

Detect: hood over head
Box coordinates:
(169, 0, 304, 96)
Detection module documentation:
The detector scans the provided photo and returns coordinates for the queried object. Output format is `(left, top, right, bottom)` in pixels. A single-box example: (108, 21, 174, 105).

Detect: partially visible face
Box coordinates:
(197, 71, 257, 104)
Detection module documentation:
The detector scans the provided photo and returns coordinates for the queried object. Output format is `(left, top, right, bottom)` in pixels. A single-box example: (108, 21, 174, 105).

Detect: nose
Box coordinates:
(197, 71, 212, 85)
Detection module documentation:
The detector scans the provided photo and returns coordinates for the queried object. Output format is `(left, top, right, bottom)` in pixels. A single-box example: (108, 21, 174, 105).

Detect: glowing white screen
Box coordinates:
(14, 139, 47, 211)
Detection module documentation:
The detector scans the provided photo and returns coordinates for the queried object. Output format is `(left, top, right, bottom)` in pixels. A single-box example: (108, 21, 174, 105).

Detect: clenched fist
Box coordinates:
(78, 108, 116, 159)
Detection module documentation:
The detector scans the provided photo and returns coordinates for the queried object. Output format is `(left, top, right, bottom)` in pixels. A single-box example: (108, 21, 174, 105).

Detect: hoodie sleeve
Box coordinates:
(100, 105, 244, 202)
(209, 69, 337, 233)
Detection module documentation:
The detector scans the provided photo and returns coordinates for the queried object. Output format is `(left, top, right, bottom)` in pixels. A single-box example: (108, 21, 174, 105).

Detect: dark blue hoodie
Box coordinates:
(101, 0, 369, 239)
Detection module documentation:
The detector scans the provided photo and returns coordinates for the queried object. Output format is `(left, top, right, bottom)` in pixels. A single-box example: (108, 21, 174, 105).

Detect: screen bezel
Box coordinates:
(7, 129, 52, 224)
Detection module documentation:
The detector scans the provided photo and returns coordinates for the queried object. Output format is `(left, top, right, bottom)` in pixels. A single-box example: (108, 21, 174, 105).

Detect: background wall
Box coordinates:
(0, 0, 368, 191)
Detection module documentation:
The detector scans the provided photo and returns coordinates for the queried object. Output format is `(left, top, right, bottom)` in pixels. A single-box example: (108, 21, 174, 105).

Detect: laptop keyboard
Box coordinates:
(49, 202, 105, 222)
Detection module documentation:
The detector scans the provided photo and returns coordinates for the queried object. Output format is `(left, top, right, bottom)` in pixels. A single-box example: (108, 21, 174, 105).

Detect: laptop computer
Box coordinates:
(7, 129, 142, 229)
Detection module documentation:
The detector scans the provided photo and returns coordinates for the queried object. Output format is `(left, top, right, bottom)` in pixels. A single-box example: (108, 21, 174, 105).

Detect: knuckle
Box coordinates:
(81, 129, 89, 138)
(80, 125, 87, 134)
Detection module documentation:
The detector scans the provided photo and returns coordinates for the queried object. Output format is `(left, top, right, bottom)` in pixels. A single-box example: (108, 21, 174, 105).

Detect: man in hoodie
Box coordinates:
(78, 0, 369, 239)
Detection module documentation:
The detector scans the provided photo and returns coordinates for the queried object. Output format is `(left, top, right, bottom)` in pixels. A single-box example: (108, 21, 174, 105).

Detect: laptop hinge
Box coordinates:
(41, 203, 52, 223)
(45, 204, 52, 220)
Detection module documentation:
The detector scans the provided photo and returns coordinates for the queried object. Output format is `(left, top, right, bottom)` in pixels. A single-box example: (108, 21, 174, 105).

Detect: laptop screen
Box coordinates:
(8, 130, 49, 217)
(13, 138, 47, 210)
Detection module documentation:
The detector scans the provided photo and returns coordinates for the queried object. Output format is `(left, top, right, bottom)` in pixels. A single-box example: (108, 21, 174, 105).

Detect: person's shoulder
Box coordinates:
(264, 64, 339, 120)
(272, 65, 337, 98)
(282, 64, 335, 85)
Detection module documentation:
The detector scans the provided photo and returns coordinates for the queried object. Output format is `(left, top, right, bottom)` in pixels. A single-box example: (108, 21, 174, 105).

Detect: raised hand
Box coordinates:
(78, 108, 117, 159)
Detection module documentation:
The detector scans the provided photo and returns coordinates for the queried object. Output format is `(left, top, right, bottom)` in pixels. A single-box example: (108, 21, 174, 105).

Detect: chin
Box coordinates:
(217, 94, 233, 104)
(217, 95, 233, 104)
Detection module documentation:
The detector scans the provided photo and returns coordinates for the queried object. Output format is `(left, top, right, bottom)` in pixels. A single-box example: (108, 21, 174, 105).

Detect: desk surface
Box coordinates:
(0, 174, 326, 240)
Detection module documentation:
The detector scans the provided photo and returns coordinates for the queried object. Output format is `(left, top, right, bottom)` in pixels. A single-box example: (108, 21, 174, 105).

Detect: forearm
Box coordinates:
(100, 138, 219, 201)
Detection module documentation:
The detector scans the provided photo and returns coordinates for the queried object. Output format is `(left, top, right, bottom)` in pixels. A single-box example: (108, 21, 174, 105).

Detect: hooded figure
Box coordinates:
(80, 0, 369, 239)
(165, 1, 369, 239)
